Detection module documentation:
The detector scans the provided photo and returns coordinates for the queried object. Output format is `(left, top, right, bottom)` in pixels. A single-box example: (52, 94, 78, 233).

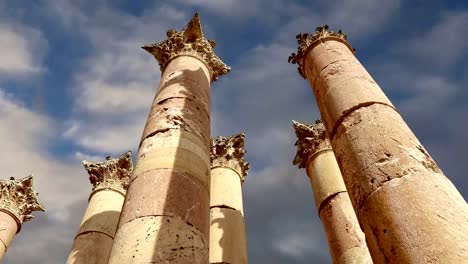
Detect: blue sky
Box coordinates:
(1, 0, 467, 263)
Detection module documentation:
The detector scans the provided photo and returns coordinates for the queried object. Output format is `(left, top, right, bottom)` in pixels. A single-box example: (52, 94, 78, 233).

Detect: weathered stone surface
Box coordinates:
(319, 193, 367, 263)
(336, 246, 373, 264)
(0, 211, 18, 262)
(109, 215, 207, 264)
(66, 232, 114, 264)
(210, 207, 248, 264)
(211, 133, 249, 180)
(83, 151, 133, 195)
(291, 25, 468, 262)
(333, 104, 440, 210)
(210, 167, 244, 214)
(292, 120, 331, 169)
(0, 175, 44, 224)
(119, 168, 210, 237)
(307, 150, 347, 210)
(143, 13, 230, 82)
(361, 171, 468, 263)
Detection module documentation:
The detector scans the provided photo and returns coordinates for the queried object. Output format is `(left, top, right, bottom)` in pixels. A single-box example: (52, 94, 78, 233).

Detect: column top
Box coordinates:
(211, 132, 250, 181)
(288, 25, 354, 78)
(142, 13, 230, 82)
(292, 119, 332, 169)
(0, 175, 45, 225)
(83, 150, 133, 195)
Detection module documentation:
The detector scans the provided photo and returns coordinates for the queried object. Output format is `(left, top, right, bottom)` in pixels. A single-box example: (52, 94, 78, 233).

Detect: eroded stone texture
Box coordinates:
(109, 13, 228, 263)
(0, 175, 44, 261)
(290, 25, 468, 262)
(293, 121, 371, 263)
(66, 151, 132, 264)
(210, 133, 249, 264)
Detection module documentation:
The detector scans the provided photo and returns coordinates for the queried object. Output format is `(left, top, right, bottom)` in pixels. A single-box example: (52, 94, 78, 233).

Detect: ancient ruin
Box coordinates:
(1, 13, 467, 264)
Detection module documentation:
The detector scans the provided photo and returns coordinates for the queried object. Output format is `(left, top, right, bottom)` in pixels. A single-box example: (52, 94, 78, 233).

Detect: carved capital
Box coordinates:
(211, 133, 250, 181)
(288, 25, 354, 78)
(0, 175, 45, 224)
(292, 120, 332, 169)
(142, 13, 230, 82)
(83, 151, 133, 195)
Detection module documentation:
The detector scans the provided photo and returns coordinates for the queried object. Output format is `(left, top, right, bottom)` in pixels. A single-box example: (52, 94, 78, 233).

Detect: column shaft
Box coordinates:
(0, 211, 18, 262)
(109, 56, 212, 263)
(66, 190, 125, 264)
(307, 150, 371, 264)
(210, 167, 248, 264)
(290, 27, 468, 262)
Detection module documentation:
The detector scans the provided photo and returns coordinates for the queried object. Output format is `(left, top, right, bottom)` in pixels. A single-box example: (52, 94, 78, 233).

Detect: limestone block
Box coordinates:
(108, 215, 208, 264)
(319, 193, 368, 263)
(119, 168, 210, 237)
(0, 211, 18, 261)
(210, 167, 244, 213)
(360, 170, 468, 263)
(66, 232, 113, 264)
(307, 150, 347, 209)
(332, 103, 440, 210)
(210, 207, 248, 264)
(304, 40, 356, 78)
(162, 55, 211, 83)
(134, 130, 210, 189)
(336, 246, 373, 264)
(77, 190, 124, 237)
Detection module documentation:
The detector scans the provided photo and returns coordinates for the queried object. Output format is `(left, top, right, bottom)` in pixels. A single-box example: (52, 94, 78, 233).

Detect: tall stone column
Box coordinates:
(0, 175, 44, 261)
(289, 25, 468, 262)
(210, 133, 249, 264)
(293, 120, 371, 264)
(66, 151, 132, 264)
(108, 13, 230, 263)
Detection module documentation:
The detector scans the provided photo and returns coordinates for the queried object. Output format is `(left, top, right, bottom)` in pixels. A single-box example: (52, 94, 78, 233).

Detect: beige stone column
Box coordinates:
(0, 175, 44, 261)
(66, 151, 132, 264)
(210, 133, 249, 264)
(293, 120, 371, 264)
(289, 25, 468, 262)
(108, 13, 230, 263)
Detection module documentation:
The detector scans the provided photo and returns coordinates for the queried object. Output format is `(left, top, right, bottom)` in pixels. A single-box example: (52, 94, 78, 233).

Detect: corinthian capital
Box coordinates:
(142, 13, 230, 82)
(0, 175, 44, 224)
(292, 120, 332, 169)
(211, 133, 250, 180)
(288, 25, 354, 78)
(83, 151, 133, 195)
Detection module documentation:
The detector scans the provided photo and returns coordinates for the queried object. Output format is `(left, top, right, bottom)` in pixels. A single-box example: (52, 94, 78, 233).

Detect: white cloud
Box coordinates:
(0, 23, 47, 76)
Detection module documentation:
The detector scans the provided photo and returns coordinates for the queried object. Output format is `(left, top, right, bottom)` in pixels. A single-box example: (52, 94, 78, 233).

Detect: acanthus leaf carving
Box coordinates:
(83, 150, 133, 195)
(142, 13, 230, 82)
(292, 119, 332, 169)
(288, 25, 353, 79)
(0, 175, 45, 224)
(211, 133, 250, 181)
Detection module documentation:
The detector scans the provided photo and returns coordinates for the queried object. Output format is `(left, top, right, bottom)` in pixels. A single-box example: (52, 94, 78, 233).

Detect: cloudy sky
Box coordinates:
(1, 0, 467, 263)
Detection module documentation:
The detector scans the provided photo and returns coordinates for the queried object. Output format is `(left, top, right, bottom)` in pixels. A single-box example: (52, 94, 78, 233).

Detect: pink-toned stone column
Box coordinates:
(0, 175, 44, 261)
(289, 25, 468, 262)
(210, 133, 249, 264)
(108, 13, 230, 263)
(293, 120, 371, 264)
(66, 151, 132, 264)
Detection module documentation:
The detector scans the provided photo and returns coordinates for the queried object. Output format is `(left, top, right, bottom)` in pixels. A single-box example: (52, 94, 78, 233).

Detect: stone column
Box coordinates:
(108, 13, 230, 263)
(66, 151, 132, 264)
(0, 175, 44, 261)
(289, 25, 468, 262)
(210, 133, 249, 264)
(293, 120, 371, 264)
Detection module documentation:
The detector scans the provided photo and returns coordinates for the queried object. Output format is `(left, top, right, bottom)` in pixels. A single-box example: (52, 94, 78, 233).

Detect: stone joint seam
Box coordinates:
(0, 238, 7, 253)
(329, 102, 398, 141)
(304, 148, 334, 172)
(75, 230, 114, 241)
(88, 187, 125, 201)
(317, 191, 348, 217)
(0, 209, 21, 234)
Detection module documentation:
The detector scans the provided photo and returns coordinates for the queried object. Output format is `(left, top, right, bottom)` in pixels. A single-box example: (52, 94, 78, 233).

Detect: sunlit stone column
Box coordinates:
(210, 133, 249, 264)
(289, 25, 468, 262)
(293, 120, 371, 264)
(66, 151, 132, 264)
(108, 13, 230, 264)
(0, 175, 44, 261)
